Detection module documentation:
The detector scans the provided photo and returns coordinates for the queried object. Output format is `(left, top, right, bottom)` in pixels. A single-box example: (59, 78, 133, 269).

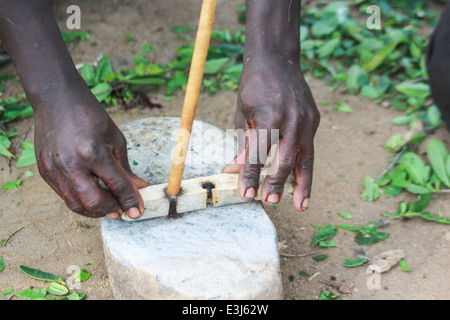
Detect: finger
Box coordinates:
(64, 169, 123, 218)
(37, 158, 98, 217)
(112, 134, 150, 190)
(238, 127, 272, 201)
(92, 151, 145, 219)
(292, 136, 315, 212)
(261, 132, 298, 206)
(221, 107, 248, 173)
(222, 143, 246, 173)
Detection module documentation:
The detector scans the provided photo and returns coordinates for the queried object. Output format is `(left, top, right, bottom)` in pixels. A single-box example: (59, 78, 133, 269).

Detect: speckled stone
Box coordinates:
(100, 117, 282, 300)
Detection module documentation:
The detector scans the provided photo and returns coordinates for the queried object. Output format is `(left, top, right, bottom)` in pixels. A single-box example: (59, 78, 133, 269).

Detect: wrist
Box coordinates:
(244, 0, 301, 61)
(24, 67, 90, 114)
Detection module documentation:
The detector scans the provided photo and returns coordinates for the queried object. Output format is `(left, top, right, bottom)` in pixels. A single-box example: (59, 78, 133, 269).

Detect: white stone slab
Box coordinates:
(100, 117, 282, 299)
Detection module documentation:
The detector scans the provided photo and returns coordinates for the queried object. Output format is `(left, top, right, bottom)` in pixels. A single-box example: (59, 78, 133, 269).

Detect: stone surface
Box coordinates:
(100, 117, 283, 300)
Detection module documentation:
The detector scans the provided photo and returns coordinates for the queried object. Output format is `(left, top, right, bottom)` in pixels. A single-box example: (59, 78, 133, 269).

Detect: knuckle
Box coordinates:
(38, 158, 56, 176)
(266, 176, 287, 193)
(300, 154, 315, 170)
(241, 165, 262, 185)
(76, 143, 106, 164)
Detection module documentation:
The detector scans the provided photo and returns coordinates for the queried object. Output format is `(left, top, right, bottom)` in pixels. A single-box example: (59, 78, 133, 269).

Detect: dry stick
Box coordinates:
(166, 0, 218, 197)
(2, 225, 25, 247)
(371, 145, 408, 183)
(280, 249, 323, 258)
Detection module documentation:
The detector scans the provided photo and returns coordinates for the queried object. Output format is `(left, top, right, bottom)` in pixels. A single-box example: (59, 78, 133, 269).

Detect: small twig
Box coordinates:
(371, 145, 408, 183)
(319, 280, 340, 289)
(280, 249, 323, 258)
(2, 225, 25, 247)
(308, 272, 320, 281)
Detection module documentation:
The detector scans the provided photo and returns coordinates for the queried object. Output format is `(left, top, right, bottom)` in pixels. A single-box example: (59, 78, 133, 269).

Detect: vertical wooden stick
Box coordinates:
(166, 0, 218, 196)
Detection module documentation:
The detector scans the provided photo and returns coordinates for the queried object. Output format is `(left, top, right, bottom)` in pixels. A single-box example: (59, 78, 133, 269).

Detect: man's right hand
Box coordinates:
(33, 84, 149, 219)
(0, 0, 148, 219)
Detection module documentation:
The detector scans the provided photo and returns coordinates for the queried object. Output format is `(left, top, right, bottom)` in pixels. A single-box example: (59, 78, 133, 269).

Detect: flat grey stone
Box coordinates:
(101, 117, 282, 300)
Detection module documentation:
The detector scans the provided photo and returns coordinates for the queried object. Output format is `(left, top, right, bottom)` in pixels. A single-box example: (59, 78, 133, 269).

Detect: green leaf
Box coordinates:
(74, 268, 91, 282)
(0, 288, 13, 296)
(132, 55, 149, 65)
(343, 258, 368, 267)
(310, 225, 337, 247)
(361, 175, 383, 201)
(13, 288, 47, 300)
(317, 38, 340, 58)
(415, 211, 450, 224)
(0, 104, 34, 123)
(47, 282, 69, 296)
(95, 56, 114, 83)
(399, 152, 426, 185)
(0, 143, 14, 158)
(19, 265, 65, 283)
(16, 141, 37, 168)
(141, 44, 155, 53)
(337, 211, 354, 219)
(426, 105, 442, 128)
(334, 102, 353, 113)
(318, 290, 340, 300)
(170, 25, 196, 33)
(319, 240, 337, 247)
(62, 291, 85, 300)
(311, 2, 349, 37)
(166, 70, 188, 95)
(313, 255, 328, 262)
(338, 224, 360, 232)
(204, 58, 229, 74)
(0, 134, 14, 158)
(2, 179, 22, 191)
(410, 193, 433, 212)
(427, 139, 450, 188)
(346, 64, 368, 94)
(90, 82, 112, 102)
(392, 115, 414, 126)
(124, 77, 166, 86)
(398, 259, 411, 272)
(355, 231, 389, 245)
(364, 39, 402, 72)
(405, 183, 431, 195)
(384, 133, 406, 153)
(61, 31, 89, 43)
(80, 64, 97, 87)
(0, 257, 4, 271)
(447, 155, 450, 180)
(395, 81, 430, 99)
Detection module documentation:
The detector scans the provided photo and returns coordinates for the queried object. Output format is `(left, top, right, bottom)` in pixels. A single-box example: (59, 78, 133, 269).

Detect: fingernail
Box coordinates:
(244, 187, 256, 201)
(127, 207, 141, 219)
(107, 213, 120, 220)
(301, 197, 309, 210)
(267, 193, 280, 205)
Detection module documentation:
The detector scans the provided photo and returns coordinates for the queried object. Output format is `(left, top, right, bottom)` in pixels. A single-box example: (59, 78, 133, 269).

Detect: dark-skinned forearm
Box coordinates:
(244, 0, 301, 62)
(0, 0, 83, 111)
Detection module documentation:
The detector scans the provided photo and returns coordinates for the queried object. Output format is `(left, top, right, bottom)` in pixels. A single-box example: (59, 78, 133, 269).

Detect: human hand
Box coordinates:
(223, 53, 320, 211)
(33, 84, 149, 219)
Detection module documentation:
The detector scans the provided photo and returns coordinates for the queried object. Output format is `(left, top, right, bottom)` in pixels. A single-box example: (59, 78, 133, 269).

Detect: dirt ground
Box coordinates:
(1, 0, 449, 300)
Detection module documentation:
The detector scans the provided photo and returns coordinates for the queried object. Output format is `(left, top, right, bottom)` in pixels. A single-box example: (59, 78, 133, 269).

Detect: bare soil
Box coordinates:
(0, 0, 449, 300)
